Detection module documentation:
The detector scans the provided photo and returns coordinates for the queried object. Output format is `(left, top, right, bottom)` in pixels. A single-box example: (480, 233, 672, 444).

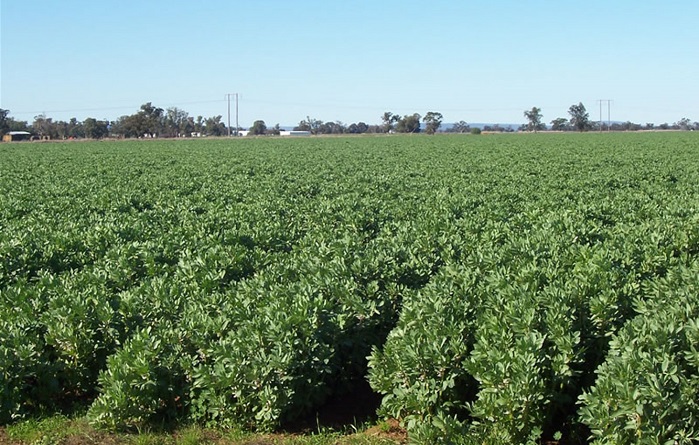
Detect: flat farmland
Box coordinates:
(2, 133, 699, 444)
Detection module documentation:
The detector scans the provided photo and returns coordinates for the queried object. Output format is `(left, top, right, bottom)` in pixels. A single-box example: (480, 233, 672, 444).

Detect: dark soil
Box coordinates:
(282, 378, 383, 433)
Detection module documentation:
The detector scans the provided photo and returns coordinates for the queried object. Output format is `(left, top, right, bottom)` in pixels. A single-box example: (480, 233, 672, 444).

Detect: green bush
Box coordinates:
(41, 272, 120, 401)
(579, 264, 699, 444)
(368, 264, 481, 441)
(87, 324, 187, 431)
(0, 277, 60, 422)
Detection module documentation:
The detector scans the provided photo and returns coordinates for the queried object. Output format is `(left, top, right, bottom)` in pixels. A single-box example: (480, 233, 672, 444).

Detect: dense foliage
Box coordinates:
(2, 133, 699, 443)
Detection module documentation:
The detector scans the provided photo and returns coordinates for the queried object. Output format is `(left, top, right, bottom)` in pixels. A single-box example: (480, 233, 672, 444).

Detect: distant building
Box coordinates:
(2, 131, 32, 142)
(279, 130, 311, 136)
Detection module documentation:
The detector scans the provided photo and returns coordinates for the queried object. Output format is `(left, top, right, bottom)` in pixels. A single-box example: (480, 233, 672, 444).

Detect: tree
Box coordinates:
(524, 107, 545, 132)
(163, 107, 189, 137)
(194, 116, 204, 134)
(346, 122, 369, 134)
(568, 103, 590, 132)
(395, 113, 421, 133)
(181, 117, 195, 137)
(112, 103, 165, 138)
(619, 121, 641, 131)
(204, 115, 226, 136)
(381, 112, 400, 133)
(319, 121, 345, 134)
(83, 118, 109, 139)
(294, 116, 323, 135)
(676, 117, 692, 131)
(249, 120, 267, 136)
(124, 114, 147, 138)
(550, 117, 568, 131)
(449, 121, 470, 133)
(269, 123, 281, 136)
(110, 115, 136, 138)
(141, 103, 165, 136)
(423, 112, 443, 135)
(7, 118, 29, 133)
(0, 108, 9, 136)
(32, 114, 57, 138)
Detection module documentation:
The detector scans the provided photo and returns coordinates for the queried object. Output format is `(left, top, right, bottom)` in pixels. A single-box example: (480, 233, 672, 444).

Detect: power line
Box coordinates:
(10, 99, 225, 118)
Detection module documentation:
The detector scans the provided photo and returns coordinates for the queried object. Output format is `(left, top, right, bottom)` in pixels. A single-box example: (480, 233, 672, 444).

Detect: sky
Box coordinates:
(1, 0, 698, 127)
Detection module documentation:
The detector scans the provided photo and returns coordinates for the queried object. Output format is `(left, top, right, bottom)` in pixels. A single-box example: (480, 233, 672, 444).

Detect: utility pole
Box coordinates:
(225, 93, 239, 136)
(598, 99, 612, 131)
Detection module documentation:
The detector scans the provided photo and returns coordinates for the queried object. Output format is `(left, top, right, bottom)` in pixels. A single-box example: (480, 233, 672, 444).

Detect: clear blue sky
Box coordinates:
(2, 0, 698, 127)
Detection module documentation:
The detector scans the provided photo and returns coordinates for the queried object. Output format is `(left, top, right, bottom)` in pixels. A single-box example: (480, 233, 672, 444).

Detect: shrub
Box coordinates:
(87, 324, 187, 431)
(368, 264, 481, 443)
(579, 264, 699, 444)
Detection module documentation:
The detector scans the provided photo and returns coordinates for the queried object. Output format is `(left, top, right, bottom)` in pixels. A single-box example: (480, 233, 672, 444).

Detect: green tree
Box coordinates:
(422, 112, 443, 135)
(395, 113, 421, 133)
(181, 117, 195, 137)
(307, 116, 323, 135)
(204, 115, 226, 136)
(319, 121, 345, 134)
(138, 102, 164, 136)
(550, 118, 568, 131)
(164, 107, 189, 137)
(294, 116, 323, 135)
(568, 103, 590, 132)
(249, 120, 267, 135)
(68, 117, 84, 138)
(524, 107, 545, 132)
(32, 114, 57, 138)
(294, 119, 310, 132)
(112, 103, 165, 138)
(381, 111, 400, 133)
(347, 122, 369, 134)
(194, 116, 204, 134)
(449, 120, 470, 133)
(0, 108, 9, 136)
(6, 117, 29, 133)
(83, 118, 109, 139)
(676, 117, 692, 131)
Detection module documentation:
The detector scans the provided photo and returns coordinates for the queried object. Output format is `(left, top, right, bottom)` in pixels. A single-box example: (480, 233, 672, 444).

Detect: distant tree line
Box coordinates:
(0, 103, 230, 140)
(286, 111, 444, 136)
(1, 102, 697, 141)
(522, 103, 699, 133)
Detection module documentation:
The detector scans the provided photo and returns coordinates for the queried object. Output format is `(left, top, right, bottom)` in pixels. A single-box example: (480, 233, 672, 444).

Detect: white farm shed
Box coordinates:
(279, 130, 311, 136)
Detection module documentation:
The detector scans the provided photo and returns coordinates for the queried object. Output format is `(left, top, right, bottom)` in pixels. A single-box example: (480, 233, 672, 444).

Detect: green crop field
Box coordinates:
(2, 133, 699, 444)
